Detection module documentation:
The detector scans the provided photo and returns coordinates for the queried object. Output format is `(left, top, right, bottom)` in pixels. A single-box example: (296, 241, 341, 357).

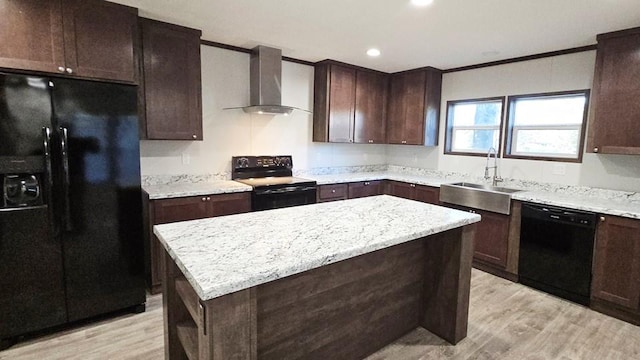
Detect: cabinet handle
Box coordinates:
(410, 184, 416, 188)
(593, 147, 599, 153)
(201, 197, 206, 202)
(368, 140, 373, 143)
(192, 134, 197, 139)
(58, 66, 65, 72)
(206, 197, 211, 201)
(600, 216, 605, 222)
(331, 189, 336, 193)
(401, 140, 407, 144)
(65, 68, 73, 74)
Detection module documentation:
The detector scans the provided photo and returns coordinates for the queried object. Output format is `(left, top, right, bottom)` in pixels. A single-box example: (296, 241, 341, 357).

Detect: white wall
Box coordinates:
(141, 47, 640, 191)
(387, 51, 640, 192)
(139, 46, 386, 176)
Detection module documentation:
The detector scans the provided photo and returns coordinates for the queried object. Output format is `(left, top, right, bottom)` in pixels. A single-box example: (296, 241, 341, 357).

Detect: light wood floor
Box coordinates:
(2, 270, 640, 360)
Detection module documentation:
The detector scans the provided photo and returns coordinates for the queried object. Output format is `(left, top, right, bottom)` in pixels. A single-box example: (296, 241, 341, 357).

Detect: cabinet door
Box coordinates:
(385, 181, 414, 200)
(348, 181, 382, 199)
(61, 0, 138, 83)
(387, 75, 406, 144)
(414, 185, 439, 205)
(354, 71, 386, 144)
(208, 193, 251, 217)
(403, 71, 426, 145)
(473, 210, 510, 267)
(328, 65, 356, 143)
(141, 19, 202, 140)
(588, 31, 640, 155)
(592, 216, 640, 310)
(153, 196, 210, 224)
(0, 0, 65, 74)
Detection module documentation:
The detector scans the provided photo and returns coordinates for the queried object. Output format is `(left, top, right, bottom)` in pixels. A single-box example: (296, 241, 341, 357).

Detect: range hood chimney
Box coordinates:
(242, 45, 295, 115)
(223, 45, 310, 115)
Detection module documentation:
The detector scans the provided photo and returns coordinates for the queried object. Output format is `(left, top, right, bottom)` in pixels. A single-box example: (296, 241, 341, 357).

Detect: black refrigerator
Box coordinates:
(0, 73, 145, 345)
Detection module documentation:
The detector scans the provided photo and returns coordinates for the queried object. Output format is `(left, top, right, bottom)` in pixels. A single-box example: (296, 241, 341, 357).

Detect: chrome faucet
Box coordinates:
(484, 147, 503, 186)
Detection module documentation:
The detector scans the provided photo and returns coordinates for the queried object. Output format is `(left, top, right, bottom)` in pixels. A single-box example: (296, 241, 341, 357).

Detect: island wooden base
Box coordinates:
(163, 225, 475, 360)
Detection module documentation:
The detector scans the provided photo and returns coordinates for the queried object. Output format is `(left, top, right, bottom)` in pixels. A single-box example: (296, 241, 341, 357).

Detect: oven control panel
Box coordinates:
(232, 155, 293, 170)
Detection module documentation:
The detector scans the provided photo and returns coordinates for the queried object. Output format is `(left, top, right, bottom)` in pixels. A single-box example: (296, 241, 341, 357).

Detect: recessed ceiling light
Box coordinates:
(367, 48, 381, 57)
(411, 0, 433, 6)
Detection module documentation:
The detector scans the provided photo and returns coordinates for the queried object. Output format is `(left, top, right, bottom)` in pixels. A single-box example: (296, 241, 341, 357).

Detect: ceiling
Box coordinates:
(110, 0, 640, 72)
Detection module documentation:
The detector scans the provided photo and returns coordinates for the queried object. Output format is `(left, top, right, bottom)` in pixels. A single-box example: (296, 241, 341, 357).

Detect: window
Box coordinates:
(505, 90, 589, 162)
(445, 97, 505, 155)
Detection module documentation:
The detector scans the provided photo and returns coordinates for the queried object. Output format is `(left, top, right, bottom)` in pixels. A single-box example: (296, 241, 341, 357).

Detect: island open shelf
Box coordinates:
(155, 195, 480, 359)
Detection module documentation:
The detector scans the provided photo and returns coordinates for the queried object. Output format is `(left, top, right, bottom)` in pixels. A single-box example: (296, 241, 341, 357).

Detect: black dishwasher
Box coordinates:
(519, 203, 596, 306)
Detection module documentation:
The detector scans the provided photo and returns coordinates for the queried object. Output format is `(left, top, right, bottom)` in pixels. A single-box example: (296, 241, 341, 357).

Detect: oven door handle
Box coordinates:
(254, 186, 317, 195)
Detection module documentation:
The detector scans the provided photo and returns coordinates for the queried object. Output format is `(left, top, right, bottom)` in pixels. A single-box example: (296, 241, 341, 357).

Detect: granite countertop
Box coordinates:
(512, 191, 640, 219)
(154, 195, 480, 301)
(308, 171, 460, 187)
(142, 171, 639, 220)
(143, 180, 252, 200)
(308, 172, 639, 220)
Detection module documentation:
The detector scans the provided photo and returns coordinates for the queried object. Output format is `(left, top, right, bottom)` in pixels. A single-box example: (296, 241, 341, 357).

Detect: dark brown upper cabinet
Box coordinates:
(354, 70, 387, 143)
(313, 62, 387, 144)
(587, 27, 640, 155)
(0, 0, 138, 83)
(140, 19, 203, 140)
(387, 68, 442, 146)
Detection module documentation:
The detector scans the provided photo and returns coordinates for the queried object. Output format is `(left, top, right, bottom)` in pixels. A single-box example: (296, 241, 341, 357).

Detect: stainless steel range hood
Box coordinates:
(225, 45, 308, 116)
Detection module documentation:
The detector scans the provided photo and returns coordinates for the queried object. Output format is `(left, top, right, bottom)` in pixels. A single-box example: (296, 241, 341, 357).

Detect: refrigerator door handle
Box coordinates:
(42, 127, 59, 235)
(59, 126, 72, 232)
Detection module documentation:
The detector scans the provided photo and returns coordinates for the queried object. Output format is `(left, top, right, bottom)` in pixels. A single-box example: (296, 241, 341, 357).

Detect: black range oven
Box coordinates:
(232, 155, 317, 211)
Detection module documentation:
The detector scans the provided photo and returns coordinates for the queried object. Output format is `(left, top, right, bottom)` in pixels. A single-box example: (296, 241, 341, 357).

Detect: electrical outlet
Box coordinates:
(552, 164, 566, 175)
(182, 153, 190, 165)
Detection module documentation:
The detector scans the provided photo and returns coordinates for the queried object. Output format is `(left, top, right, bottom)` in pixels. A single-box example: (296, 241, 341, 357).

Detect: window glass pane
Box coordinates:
(514, 129, 581, 156)
(513, 95, 586, 126)
(453, 129, 500, 152)
(452, 102, 502, 127)
(507, 91, 588, 160)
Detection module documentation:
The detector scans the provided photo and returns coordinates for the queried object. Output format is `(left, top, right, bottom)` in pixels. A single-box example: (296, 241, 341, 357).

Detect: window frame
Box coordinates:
(504, 90, 590, 163)
(444, 96, 506, 157)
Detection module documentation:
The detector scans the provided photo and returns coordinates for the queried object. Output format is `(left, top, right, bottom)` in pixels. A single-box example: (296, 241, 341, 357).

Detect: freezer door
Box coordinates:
(51, 79, 145, 321)
(0, 206, 67, 338)
(0, 73, 52, 158)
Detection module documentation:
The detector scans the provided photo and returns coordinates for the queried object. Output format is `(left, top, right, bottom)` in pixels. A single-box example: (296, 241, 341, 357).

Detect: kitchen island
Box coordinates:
(154, 195, 480, 360)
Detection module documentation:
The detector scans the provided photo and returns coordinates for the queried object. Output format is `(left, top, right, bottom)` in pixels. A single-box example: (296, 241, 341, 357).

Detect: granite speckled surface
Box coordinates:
(154, 195, 480, 301)
(142, 165, 639, 219)
(142, 173, 230, 187)
(309, 172, 461, 187)
(512, 191, 640, 219)
(143, 181, 251, 200)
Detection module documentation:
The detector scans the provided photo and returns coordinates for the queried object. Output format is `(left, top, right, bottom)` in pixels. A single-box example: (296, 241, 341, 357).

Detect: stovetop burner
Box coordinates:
(234, 176, 316, 188)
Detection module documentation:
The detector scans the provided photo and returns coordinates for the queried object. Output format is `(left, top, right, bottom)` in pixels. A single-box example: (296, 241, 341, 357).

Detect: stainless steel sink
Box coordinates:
(439, 182, 523, 215)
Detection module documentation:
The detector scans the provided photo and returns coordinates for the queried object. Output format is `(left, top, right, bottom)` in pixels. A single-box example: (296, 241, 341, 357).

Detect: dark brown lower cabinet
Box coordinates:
(443, 202, 521, 282)
(384, 180, 440, 205)
(472, 209, 510, 268)
(143, 192, 251, 293)
(591, 215, 640, 325)
(348, 181, 382, 199)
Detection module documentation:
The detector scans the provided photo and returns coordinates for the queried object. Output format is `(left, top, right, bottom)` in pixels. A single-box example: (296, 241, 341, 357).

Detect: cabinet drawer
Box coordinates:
(348, 181, 382, 199)
(317, 184, 348, 202)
